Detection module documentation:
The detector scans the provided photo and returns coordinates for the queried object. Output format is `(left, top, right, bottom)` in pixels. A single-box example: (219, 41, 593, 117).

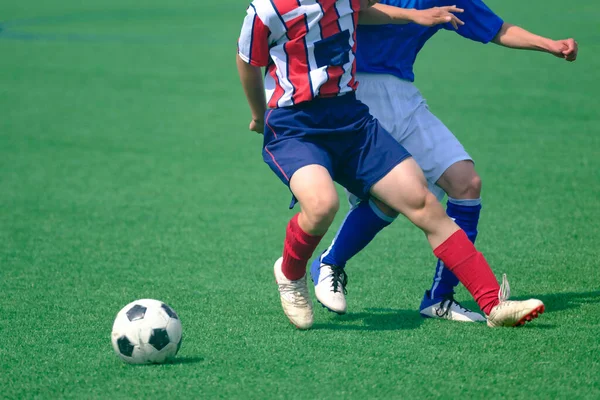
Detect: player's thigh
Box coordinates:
(369, 157, 430, 215)
(370, 159, 458, 247)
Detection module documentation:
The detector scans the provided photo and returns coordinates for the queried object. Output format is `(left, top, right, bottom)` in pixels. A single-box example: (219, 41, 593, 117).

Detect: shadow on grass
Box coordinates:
(122, 356, 204, 367)
(528, 290, 600, 313)
(416, 290, 600, 320)
(313, 308, 423, 331)
(310, 289, 600, 331)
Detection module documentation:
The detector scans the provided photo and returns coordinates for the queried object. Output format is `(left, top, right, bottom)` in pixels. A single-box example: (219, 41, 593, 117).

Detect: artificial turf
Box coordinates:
(1, 0, 599, 398)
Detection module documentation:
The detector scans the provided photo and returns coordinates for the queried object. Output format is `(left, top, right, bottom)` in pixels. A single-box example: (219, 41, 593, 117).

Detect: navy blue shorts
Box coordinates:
(262, 93, 411, 205)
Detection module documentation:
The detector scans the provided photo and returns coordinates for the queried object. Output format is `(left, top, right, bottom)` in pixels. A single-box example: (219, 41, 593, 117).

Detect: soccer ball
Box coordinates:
(111, 299, 182, 364)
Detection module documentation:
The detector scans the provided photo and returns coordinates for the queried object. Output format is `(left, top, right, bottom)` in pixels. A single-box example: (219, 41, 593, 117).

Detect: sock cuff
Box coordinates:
(367, 199, 396, 224)
(288, 214, 323, 245)
(447, 197, 482, 207)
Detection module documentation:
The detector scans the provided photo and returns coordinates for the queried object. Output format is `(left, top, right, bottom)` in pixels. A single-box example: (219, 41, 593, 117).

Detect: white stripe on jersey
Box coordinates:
(278, 3, 327, 106)
(296, 3, 328, 100)
(253, 0, 295, 107)
(264, 68, 276, 107)
(276, 49, 294, 107)
(237, 5, 257, 64)
(253, 0, 286, 42)
(282, 1, 320, 22)
(326, 0, 344, 96)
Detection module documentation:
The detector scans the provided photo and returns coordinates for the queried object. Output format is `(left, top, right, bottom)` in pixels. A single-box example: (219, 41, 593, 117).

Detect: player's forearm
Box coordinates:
(237, 55, 267, 121)
(358, 4, 414, 25)
(492, 23, 553, 52)
(360, 5, 463, 29)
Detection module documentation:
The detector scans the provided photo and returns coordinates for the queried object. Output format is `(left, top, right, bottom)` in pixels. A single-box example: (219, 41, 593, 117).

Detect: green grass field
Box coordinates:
(1, 0, 599, 398)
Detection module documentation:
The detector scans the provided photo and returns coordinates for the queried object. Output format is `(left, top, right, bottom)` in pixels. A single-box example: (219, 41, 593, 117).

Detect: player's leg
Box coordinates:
(263, 109, 339, 330)
(370, 159, 458, 247)
(423, 161, 482, 309)
(285, 164, 339, 275)
(272, 165, 338, 330)
(370, 159, 544, 327)
(398, 101, 484, 320)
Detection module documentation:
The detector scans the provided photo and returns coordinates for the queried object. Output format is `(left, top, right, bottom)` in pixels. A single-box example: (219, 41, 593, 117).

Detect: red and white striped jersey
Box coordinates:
(238, 0, 361, 108)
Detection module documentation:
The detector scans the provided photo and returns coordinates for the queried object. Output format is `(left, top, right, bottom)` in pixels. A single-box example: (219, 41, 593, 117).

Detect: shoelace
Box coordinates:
(491, 274, 512, 312)
(278, 282, 310, 305)
(435, 294, 471, 318)
(499, 273, 510, 302)
(330, 265, 348, 295)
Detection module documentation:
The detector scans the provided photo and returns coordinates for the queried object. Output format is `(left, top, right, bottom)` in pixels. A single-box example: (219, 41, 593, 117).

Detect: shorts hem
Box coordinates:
(286, 162, 333, 187)
(364, 153, 413, 199)
(427, 155, 474, 186)
(283, 162, 333, 210)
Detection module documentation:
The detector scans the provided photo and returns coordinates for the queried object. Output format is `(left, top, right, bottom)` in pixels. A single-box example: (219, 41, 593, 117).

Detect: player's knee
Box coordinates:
(470, 174, 483, 195)
(442, 162, 482, 199)
(456, 173, 482, 198)
(303, 193, 339, 227)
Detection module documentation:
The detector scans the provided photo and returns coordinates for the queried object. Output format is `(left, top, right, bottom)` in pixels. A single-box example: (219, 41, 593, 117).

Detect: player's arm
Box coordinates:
(237, 56, 267, 134)
(492, 22, 578, 62)
(359, 4, 464, 29)
(237, 5, 271, 134)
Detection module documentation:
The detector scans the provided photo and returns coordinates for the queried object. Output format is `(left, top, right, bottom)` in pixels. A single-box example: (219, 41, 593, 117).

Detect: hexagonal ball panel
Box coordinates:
(126, 304, 147, 322)
(149, 328, 170, 351)
(117, 336, 135, 357)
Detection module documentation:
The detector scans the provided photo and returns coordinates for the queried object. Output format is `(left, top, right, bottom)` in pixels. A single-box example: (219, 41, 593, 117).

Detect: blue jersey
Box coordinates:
(356, 0, 503, 82)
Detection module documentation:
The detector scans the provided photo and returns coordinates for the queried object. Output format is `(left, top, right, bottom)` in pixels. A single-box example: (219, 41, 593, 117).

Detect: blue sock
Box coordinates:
(428, 197, 481, 299)
(319, 199, 395, 270)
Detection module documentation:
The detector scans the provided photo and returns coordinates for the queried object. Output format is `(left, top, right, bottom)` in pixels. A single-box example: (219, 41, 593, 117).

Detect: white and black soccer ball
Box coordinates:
(111, 299, 182, 364)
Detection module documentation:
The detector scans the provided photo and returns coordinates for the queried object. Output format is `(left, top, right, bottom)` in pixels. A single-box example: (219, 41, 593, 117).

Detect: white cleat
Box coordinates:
(273, 257, 313, 330)
(419, 292, 486, 322)
(486, 274, 545, 328)
(312, 262, 347, 315)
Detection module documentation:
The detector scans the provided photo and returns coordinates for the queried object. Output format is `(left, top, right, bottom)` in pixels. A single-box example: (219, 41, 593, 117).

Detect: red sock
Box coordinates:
(433, 230, 500, 315)
(282, 214, 324, 281)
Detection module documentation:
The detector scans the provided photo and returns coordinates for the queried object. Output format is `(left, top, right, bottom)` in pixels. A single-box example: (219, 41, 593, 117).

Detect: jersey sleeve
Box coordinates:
(447, 0, 504, 44)
(237, 4, 271, 67)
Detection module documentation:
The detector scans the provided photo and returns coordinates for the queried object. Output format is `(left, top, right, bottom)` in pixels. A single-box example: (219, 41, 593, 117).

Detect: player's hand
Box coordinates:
(548, 38, 578, 62)
(249, 118, 264, 134)
(413, 6, 464, 29)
